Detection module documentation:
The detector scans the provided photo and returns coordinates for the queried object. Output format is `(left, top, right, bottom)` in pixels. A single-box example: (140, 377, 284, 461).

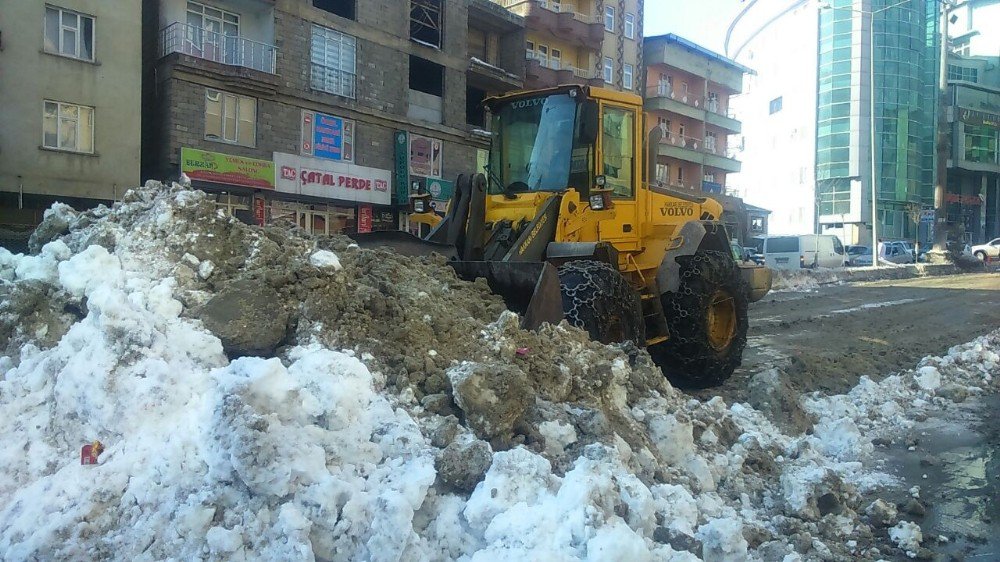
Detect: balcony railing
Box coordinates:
(526, 51, 594, 78)
(646, 85, 705, 109)
(160, 21, 277, 74)
(656, 130, 738, 159)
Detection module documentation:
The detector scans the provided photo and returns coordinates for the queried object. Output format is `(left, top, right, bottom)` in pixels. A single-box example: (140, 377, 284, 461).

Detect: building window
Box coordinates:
(204, 89, 256, 147)
(537, 44, 549, 66)
(705, 131, 717, 152)
(603, 57, 613, 83)
(964, 124, 998, 164)
(604, 6, 615, 32)
(657, 116, 670, 133)
(624, 13, 635, 39)
(311, 25, 357, 98)
(769, 96, 783, 114)
(410, 0, 442, 48)
(44, 6, 94, 61)
(677, 167, 684, 183)
(602, 106, 635, 197)
(947, 64, 978, 83)
(185, 1, 240, 64)
(313, 0, 355, 19)
(655, 163, 668, 185)
(43, 100, 94, 153)
(623, 63, 634, 90)
(551, 48, 561, 70)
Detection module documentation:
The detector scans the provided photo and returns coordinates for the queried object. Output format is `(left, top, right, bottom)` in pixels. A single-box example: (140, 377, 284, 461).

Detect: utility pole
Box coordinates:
(932, 1, 953, 252)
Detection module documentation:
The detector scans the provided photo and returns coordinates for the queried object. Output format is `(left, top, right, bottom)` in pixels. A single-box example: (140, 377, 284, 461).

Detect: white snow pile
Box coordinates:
(1, 183, 998, 561)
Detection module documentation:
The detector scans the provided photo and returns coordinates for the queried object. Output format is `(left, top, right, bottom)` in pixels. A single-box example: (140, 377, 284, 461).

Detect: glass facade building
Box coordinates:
(816, 0, 939, 242)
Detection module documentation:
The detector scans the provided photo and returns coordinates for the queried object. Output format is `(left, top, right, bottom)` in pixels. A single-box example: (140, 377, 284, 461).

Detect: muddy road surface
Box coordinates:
(699, 272, 1000, 403)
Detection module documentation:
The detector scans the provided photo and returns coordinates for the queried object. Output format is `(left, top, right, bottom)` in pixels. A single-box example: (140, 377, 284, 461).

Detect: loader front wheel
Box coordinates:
(651, 250, 749, 388)
(558, 260, 645, 345)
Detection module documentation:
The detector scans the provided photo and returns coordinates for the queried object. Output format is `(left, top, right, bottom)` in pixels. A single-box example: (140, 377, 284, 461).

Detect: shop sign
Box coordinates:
(920, 209, 935, 223)
(274, 152, 391, 205)
(180, 148, 275, 189)
(409, 134, 443, 178)
(958, 108, 1000, 128)
(358, 205, 373, 233)
(253, 197, 266, 226)
(426, 178, 454, 200)
(301, 110, 354, 162)
(945, 193, 982, 206)
(394, 131, 410, 205)
(371, 209, 396, 229)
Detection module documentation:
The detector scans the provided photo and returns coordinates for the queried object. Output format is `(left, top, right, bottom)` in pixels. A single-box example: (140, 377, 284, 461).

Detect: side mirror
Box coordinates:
(580, 101, 599, 144)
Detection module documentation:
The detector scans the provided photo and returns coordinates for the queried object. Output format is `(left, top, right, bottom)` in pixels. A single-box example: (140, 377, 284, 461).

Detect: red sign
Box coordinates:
(254, 198, 266, 226)
(945, 193, 982, 205)
(358, 205, 373, 233)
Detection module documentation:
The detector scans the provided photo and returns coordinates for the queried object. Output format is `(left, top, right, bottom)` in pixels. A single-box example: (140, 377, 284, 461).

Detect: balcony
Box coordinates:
(654, 132, 742, 173)
(499, 0, 603, 47)
(160, 21, 277, 74)
(525, 53, 603, 88)
(704, 103, 741, 134)
(469, 56, 523, 92)
(644, 85, 705, 121)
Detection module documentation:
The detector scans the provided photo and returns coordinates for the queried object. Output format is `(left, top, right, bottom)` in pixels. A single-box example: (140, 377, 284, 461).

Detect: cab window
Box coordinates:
(601, 105, 635, 198)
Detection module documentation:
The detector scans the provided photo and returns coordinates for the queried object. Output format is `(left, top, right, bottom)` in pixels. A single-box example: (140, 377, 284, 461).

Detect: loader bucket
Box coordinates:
(348, 231, 459, 259)
(449, 261, 564, 330)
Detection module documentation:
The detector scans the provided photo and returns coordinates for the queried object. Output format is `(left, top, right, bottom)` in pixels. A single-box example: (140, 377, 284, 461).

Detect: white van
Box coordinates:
(763, 235, 847, 270)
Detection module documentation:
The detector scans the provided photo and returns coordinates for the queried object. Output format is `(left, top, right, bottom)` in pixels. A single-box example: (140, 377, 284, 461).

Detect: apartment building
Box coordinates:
(142, 0, 524, 234)
(643, 34, 746, 195)
(0, 1, 142, 251)
(494, 0, 643, 93)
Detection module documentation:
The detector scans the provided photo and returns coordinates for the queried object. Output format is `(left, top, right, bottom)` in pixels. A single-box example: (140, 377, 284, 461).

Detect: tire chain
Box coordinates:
(655, 251, 749, 385)
(559, 260, 639, 340)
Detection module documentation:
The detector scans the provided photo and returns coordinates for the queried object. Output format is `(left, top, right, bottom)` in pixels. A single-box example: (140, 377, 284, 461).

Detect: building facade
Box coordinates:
(948, 0, 1000, 57)
(815, 0, 940, 246)
(0, 0, 142, 251)
(642, 34, 756, 243)
(727, 0, 941, 245)
(945, 54, 1000, 243)
(142, 0, 524, 234)
(726, 0, 819, 236)
(494, 0, 643, 93)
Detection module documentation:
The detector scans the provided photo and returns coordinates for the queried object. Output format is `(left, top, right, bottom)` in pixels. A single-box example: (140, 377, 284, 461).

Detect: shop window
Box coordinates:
(410, 0, 442, 48)
(204, 88, 256, 147)
(42, 100, 94, 153)
(602, 106, 635, 198)
(313, 0, 355, 20)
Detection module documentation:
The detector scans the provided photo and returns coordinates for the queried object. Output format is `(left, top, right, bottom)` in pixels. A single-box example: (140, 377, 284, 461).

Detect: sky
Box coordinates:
(643, 0, 744, 55)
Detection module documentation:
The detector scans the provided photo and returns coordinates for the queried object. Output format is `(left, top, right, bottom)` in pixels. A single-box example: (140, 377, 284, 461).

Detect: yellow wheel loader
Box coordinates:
(353, 85, 771, 387)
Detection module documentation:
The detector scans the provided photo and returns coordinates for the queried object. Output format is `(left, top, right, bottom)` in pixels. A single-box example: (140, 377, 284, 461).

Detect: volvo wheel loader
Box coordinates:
(352, 85, 771, 387)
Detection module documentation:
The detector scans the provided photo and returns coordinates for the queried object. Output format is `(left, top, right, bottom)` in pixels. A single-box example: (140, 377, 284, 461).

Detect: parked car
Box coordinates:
(845, 245, 871, 267)
(889, 240, 917, 263)
(855, 241, 913, 265)
(970, 238, 1000, 261)
(762, 234, 847, 270)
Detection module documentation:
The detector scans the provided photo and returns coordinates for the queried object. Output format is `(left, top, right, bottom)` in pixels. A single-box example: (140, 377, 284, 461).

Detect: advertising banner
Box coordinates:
(409, 134, 443, 178)
(358, 205, 373, 233)
(274, 152, 391, 205)
(253, 197, 266, 226)
(301, 110, 354, 162)
(394, 131, 410, 205)
(180, 148, 275, 189)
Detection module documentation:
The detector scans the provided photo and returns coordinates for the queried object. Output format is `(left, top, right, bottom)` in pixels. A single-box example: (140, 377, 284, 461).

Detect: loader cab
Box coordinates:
(483, 85, 644, 250)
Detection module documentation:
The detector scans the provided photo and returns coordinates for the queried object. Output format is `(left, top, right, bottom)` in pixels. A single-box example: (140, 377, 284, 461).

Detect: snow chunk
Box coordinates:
(206, 526, 243, 553)
(309, 249, 342, 270)
(698, 517, 749, 562)
(889, 520, 922, 555)
(539, 420, 577, 456)
(58, 245, 124, 298)
(914, 366, 941, 391)
(13, 240, 71, 283)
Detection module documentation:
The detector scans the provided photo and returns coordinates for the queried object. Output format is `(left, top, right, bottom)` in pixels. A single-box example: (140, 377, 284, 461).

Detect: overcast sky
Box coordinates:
(644, 0, 744, 55)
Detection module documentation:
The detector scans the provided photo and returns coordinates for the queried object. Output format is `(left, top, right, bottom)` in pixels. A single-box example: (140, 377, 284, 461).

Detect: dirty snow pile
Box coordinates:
(2, 182, 999, 561)
(770, 268, 836, 292)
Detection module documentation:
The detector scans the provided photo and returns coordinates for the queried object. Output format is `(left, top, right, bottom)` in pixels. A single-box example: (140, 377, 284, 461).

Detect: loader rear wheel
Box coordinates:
(650, 250, 749, 388)
(558, 260, 646, 345)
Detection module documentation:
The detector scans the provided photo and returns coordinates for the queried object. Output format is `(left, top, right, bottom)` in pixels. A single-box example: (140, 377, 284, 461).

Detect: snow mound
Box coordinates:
(1, 182, 999, 561)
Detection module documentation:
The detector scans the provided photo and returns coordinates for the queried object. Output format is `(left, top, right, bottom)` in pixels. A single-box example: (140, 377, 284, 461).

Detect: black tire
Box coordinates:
(650, 250, 750, 388)
(558, 260, 646, 345)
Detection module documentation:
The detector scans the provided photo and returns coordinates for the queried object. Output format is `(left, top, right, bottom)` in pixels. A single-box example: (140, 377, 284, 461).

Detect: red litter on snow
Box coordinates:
(81, 441, 104, 465)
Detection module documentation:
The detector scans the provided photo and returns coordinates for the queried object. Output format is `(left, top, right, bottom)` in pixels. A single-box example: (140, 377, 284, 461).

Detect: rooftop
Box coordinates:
(644, 33, 754, 75)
